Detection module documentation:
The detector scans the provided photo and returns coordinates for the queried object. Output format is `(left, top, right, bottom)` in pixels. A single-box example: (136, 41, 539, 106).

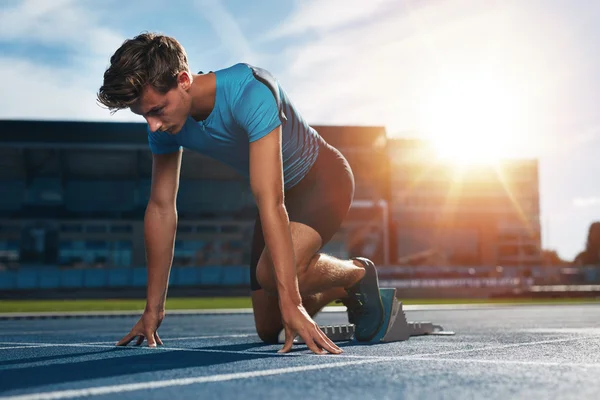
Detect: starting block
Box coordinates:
(278, 288, 454, 344)
(373, 288, 455, 343)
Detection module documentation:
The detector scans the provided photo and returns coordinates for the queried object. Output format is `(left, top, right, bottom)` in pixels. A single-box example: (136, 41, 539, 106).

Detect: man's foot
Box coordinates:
(335, 296, 361, 325)
(344, 257, 385, 342)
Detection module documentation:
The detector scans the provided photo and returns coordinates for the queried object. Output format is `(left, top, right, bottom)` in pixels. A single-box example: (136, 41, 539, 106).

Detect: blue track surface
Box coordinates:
(1, 304, 599, 399)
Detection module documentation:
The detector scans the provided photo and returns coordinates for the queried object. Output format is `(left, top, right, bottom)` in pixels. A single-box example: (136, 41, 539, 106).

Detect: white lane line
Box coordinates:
(2, 334, 598, 359)
(86, 333, 256, 345)
(163, 334, 256, 341)
(1, 334, 599, 399)
(329, 335, 600, 360)
(0, 359, 385, 400)
(4, 334, 600, 400)
(0, 341, 295, 358)
(0, 345, 53, 351)
(407, 357, 600, 368)
(0, 333, 256, 344)
(0, 332, 257, 347)
(402, 335, 600, 359)
(0, 330, 135, 336)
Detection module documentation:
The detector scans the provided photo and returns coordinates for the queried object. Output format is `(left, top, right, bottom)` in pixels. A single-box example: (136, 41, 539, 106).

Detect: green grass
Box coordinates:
(0, 297, 253, 313)
(1, 296, 599, 313)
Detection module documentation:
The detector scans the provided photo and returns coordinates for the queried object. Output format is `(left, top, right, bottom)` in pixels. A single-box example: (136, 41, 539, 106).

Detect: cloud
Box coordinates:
(0, 0, 124, 56)
(193, 0, 257, 64)
(573, 197, 600, 208)
(270, 0, 514, 131)
(0, 0, 136, 121)
(259, 0, 599, 166)
(263, 0, 399, 39)
(0, 56, 140, 122)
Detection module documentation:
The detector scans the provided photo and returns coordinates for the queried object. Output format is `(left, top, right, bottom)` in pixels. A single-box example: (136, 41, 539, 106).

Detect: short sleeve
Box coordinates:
(234, 80, 283, 142)
(147, 127, 182, 154)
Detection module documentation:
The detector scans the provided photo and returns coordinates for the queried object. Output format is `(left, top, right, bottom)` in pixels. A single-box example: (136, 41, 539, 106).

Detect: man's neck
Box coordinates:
(189, 73, 216, 121)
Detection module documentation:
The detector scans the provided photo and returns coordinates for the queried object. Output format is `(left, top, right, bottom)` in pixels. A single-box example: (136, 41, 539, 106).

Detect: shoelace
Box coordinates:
(337, 295, 365, 318)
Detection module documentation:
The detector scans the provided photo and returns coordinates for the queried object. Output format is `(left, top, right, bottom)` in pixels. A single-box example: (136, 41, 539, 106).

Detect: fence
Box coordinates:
(0, 265, 250, 291)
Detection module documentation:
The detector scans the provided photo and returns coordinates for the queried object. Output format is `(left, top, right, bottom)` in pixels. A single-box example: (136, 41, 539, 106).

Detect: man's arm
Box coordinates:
(249, 126, 341, 355)
(117, 148, 182, 347)
(145, 149, 182, 312)
(248, 126, 300, 304)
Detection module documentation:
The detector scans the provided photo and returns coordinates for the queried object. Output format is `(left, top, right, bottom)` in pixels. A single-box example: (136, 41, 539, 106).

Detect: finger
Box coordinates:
(278, 328, 294, 354)
(146, 330, 157, 348)
(134, 335, 144, 346)
(315, 330, 343, 354)
(116, 332, 137, 346)
(155, 332, 164, 346)
(298, 327, 325, 355)
(303, 334, 325, 355)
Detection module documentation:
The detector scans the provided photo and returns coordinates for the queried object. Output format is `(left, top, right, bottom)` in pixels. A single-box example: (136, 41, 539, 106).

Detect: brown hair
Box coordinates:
(97, 32, 189, 112)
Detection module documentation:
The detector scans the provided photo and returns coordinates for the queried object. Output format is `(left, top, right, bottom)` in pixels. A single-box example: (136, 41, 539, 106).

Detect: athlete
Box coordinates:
(97, 32, 385, 354)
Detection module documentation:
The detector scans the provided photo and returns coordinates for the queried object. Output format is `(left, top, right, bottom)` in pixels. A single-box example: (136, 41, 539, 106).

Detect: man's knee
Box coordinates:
(256, 253, 318, 295)
(255, 258, 277, 295)
(251, 289, 283, 343)
(256, 324, 281, 344)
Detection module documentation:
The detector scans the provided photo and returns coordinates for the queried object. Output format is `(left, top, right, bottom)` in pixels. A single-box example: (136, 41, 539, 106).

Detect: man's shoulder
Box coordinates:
(214, 63, 252, 78)
(216, 63, 279, 82)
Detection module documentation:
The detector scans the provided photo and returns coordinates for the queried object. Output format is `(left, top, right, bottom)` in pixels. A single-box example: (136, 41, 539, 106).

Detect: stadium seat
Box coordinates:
(172, 267, 201, 286)
(199, 266, 222, 286)
(16, 268, 38, 289)
(131, 267, 147, 287)
(107, 267, 132, 287)
(60, 269, 84, 288)
(83, 268, 107, 288)
(38, 268, 61, 289)
(136, 179, 152, 209)
(177, 180, 247, 214)
(25, 178, 63, 206)
(220, 266, 248, 286)
(0, 271, 17, 290)
(65, 180, 136, 213)
(0, 180, 26, 211)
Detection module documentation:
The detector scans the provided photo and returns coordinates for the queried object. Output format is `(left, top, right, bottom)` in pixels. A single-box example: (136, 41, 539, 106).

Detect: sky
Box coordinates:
(0, 0, 599, 261)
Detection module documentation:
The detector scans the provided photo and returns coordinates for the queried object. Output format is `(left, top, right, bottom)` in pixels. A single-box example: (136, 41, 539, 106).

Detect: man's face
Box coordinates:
(131, 73, 192, 134)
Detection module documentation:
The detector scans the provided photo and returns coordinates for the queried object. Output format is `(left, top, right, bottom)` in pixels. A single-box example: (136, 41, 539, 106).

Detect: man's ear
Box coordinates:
(177, 71, 192, 90)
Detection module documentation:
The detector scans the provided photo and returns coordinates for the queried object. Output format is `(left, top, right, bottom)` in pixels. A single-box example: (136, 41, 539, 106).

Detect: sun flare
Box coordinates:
(419, 71, 524, 165)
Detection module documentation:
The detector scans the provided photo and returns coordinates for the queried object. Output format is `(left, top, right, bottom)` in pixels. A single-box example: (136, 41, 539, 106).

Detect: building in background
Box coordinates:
(0, 120, 390, 269)
(388, 138, 542, 267)
(0, 120, 542, 271)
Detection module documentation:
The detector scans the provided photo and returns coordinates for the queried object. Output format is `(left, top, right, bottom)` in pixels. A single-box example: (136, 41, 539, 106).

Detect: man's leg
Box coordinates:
(252, 221, 365, 343)
(252, 286, 347, 343)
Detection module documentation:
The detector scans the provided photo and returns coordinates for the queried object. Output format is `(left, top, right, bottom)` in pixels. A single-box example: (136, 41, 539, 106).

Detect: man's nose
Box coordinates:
(147, 117, 162, 133)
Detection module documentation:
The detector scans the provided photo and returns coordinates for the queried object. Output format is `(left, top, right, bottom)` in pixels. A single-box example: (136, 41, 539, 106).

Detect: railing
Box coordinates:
(0, 265, 251, 291)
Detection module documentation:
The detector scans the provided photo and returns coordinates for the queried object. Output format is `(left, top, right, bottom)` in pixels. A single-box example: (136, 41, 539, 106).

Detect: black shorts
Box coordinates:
(249, 137, 355, 291)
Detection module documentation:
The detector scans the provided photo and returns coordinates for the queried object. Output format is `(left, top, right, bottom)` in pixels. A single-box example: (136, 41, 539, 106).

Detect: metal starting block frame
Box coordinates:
(373, 287, 455, 343)
(278, 288, 454, 344)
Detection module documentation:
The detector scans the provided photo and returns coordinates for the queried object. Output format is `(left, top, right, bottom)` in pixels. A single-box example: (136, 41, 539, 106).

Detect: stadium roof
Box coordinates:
(0, 119, 387, 150)
(0, 119, 148, 149)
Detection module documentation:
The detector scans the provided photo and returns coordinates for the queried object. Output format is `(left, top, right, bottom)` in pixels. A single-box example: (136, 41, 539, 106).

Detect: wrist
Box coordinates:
(278, 289, 302, 307)
(145, 301, 165, 313)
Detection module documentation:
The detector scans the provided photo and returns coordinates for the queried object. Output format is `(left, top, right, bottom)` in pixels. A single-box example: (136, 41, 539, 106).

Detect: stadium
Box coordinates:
(1, 119, 597, 300)
(0, 120, 391, 296)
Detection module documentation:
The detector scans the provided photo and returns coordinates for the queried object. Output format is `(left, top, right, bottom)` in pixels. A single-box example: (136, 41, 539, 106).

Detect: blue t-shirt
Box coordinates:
(147, 63, 321, 190)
